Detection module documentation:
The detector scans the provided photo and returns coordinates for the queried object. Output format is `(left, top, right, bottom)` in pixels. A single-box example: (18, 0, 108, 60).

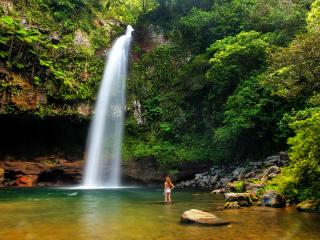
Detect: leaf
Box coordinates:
(0, 36, 10, 45)
(39, 59, 53, 67)
(0, 51, 8, 58)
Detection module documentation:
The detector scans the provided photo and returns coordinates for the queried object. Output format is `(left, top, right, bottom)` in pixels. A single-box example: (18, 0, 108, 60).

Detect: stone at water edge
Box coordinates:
(225, 193, 253, 207)
(224, 201, 241, 209)
(181, 209, 230, 226)
(258, 190, 285, 208)
(211, 189, 224, 194)
(297, 199, 320, 212)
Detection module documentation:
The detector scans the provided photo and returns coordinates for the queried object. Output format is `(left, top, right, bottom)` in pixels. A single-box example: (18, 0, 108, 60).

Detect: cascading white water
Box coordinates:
(82, 26, 134, 188)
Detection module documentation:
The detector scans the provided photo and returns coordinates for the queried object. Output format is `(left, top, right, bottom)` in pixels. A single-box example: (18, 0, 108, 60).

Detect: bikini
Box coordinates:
(165, 183, 171, 193)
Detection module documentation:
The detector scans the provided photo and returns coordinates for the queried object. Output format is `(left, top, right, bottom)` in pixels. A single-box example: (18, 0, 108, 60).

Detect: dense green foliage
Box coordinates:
(127, 0, 319, 199)
(1, 0, 319, 199)
(0, 0, 155, 115)
(261, 2, 320, 200)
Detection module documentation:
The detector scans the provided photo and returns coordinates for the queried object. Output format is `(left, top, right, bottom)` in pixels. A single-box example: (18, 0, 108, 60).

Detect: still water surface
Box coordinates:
(0, 188, 319, 240)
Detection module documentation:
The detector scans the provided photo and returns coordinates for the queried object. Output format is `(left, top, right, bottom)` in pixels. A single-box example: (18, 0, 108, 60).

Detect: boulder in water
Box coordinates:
(258, 190, 285, 208)
(181, 209, 230, 226)
(225, 193, 253, 206)
(297, 199, 320, 212)
(224, 201, 241, 209)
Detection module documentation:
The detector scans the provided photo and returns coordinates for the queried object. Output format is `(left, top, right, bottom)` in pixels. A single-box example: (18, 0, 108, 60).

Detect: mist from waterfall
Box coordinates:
(82, 25, 134, 188)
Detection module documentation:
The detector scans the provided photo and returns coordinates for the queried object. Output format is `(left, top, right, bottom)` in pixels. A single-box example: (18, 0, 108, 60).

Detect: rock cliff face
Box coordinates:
(0, 160, 83, 186)
(0, 156, 209, 187)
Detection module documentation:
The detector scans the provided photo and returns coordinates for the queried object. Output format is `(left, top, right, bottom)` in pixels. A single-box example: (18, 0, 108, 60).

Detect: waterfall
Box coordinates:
(82, 25, 134, 188)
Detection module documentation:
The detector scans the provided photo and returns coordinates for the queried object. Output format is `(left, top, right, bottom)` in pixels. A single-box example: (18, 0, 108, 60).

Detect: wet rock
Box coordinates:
(176, 153, 287, 190)
(181, 209, 230, 226)
(74, 29, 91, 48)
(232, 167, 245, 180)
(262, 166, 280, 178)
(16, 175, 38, 186)
(210, 175, 219, 184)
(225, 193, 253, 207)
(195, 174, 202, 180)
(258, 190, 285, 208)
(278, 152, 289, 164)
(220, 177, 230, 186)
(211, 189, 224, 194)
(224, 201, 241, 209)
(297, 199, 320, 212)
(264, 155, 287, 166)
(250, 161, 263, 167)
(244, 171, 256, 178)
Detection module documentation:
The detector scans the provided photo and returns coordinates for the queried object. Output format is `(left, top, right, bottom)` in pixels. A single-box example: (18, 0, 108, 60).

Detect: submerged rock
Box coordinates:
(258, 190, 285, 208)
(224, 201, 241, 209)
(181, 209, 230, 226)
(225, 193, 253, 206)
(297, 199, 320, 212)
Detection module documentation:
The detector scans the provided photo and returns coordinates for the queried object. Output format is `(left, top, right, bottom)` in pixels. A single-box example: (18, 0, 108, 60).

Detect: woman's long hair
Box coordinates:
(165, 176, 173, 187)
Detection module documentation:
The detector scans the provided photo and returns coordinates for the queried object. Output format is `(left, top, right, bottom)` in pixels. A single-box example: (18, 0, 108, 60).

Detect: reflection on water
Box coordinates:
(0, 188, 319, 240)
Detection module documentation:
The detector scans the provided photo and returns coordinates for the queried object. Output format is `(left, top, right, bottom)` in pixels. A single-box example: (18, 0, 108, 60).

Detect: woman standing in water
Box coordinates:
(164, 176, 174, 203)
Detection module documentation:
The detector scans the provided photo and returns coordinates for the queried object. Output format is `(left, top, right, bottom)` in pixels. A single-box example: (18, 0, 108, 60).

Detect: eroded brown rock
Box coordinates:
(181, 209, 230, 226)
(0, 160, 83, 186)
(16, 175, 38, 186)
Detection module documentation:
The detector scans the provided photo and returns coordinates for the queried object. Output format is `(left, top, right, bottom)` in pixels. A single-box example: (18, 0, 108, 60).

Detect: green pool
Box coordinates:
(0, 188, 319, 240)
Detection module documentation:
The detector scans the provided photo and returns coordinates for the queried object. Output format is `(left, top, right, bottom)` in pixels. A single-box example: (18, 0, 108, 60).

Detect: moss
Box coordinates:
(233, 181, 246, 193)
(0, 0, 154, 118)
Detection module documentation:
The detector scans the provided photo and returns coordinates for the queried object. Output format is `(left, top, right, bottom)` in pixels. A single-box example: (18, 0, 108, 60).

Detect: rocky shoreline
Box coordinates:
(176, 152, 320, 213)
(1, 152, 319, 213)
(176, 152, 288, 191)
(0, 156, 207, 187)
